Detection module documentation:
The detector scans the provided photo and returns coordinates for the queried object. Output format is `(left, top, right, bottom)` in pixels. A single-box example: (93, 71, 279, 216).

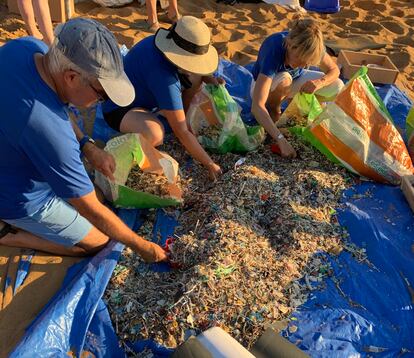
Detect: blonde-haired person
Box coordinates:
(17, 0, 54, 46)
(251, 18, 343, 158)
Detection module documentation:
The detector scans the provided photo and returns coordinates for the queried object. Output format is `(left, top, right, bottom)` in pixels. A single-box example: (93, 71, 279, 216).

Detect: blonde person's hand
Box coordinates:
(202, 75, 226, 86)
(277, 137, 297, 159)
(206, 162, 222, 181)
(140, 241, 168, 263)
(84, 145, 116, 181)
(300, 79, 320, 94)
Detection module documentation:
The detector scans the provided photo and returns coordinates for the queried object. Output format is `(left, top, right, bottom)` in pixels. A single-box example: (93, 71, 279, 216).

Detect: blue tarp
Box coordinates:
(10, 208, 177, 357)
(9, 60, 414, 357)
(282, 84, 414, 357)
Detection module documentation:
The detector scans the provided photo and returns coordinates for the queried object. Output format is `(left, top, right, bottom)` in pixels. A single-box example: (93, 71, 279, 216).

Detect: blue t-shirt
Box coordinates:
(251, 32, 304, 81)
(103, 36, 183, 114)
(0, 37, 94, 219)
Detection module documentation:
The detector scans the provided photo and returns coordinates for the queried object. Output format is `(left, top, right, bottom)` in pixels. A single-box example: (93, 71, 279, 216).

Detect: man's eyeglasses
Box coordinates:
(88, 82, 109, 103)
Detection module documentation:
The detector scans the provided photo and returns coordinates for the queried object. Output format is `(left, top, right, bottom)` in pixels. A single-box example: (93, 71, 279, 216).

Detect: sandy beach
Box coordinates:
(0, 0, 413, 100)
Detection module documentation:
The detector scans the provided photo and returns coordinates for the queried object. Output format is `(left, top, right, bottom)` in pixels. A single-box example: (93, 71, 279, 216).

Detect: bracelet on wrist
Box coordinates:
(79, 135, 95, 151)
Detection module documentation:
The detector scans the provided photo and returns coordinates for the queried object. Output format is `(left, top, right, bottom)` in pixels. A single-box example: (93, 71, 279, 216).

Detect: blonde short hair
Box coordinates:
(285, 18, 325, 66)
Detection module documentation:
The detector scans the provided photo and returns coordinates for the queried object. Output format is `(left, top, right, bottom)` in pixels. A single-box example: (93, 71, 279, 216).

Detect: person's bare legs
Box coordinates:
(119, 108, 165, 147)
(17, 0, 43, 40)
(0, 225, 109, 257)
(167, 0, 180, 21)
(32, 0, 54, 46)
(267, 77, 292, 123)
(145, 0, 160, 31)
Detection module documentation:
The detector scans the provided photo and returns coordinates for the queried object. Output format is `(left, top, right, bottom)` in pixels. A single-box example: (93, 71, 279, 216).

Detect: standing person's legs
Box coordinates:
(167, 0, 180, 21)
(17, 0, 43, 40)
(0, 196, 109, 257)
(290, 69, 344, 101)
(32, 0, 54, 46)
(145, 0, 160, 31)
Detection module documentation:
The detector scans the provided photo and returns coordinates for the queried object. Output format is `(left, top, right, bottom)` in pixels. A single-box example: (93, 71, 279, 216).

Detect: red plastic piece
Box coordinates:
(271, 143, 281, 155)
(163, 237, 182, 269)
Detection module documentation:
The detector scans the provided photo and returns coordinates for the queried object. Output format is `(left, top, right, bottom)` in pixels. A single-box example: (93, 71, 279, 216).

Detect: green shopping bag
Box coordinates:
(95, 133, 182, 208)
(187, 84, 265, 154)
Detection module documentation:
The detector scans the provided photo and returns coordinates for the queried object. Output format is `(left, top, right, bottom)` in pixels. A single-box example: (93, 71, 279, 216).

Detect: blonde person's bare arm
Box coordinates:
(70, 116, 116, 181)
(251, 74, 296, 158)
(162, 109, 222, 180)
(301, 53, 340, 94)
(69, 191, 167, 262)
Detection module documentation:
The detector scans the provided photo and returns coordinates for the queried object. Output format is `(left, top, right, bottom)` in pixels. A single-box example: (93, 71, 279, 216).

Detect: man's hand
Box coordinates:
(206, 162, 222, 181)
(300, 79, 320, 94)
(202, 75, 226, 86)
(83, 144, 116, 181)
(276, 137, 297, 158)
(139, 241, 168, 263)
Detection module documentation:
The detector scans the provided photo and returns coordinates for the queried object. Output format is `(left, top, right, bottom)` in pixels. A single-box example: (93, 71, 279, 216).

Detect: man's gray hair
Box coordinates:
(46, 23, 94, 83)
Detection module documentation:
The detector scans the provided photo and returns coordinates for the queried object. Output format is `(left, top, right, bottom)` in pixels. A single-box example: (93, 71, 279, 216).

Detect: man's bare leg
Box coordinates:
(0, 225, 109, 257)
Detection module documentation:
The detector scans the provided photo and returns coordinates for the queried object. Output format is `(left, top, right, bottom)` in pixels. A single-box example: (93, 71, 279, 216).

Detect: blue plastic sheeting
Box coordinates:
(10, 59, 414, 357)
(282, 85, 414, 356)
(10, 208, 178, 357)
(216, 59, 255, 125)
(283, 184, 414, 357)
(13, 250, 34, 295)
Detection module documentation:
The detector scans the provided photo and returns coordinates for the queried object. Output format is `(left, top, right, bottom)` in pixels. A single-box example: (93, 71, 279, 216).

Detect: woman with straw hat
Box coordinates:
(102, 16, 223, 180)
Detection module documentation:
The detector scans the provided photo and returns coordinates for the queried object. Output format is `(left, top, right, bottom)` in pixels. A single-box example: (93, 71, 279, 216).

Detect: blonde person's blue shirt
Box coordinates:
(0, 37, 94, 220)
(252, 31, 303, 82)
(102, 35, 183, 114)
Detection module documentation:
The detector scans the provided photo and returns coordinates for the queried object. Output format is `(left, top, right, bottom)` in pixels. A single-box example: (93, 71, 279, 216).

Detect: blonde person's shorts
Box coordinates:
(250, 69, 344, 100)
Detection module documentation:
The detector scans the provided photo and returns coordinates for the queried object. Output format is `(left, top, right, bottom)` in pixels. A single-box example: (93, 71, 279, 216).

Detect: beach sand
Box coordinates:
(0, 0, 413, 100)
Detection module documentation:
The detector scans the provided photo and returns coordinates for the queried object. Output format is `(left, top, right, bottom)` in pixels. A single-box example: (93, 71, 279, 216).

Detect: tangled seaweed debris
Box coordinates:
(105, 135, 356, 350)
(125, 166, 182, 199)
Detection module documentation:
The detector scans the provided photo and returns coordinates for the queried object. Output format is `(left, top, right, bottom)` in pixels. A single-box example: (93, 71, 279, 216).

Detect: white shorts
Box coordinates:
(251, 69, 344, 100)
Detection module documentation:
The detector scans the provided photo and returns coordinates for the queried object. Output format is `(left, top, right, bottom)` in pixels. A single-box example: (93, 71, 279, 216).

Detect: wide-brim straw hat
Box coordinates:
(155, 16, 218, 76)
